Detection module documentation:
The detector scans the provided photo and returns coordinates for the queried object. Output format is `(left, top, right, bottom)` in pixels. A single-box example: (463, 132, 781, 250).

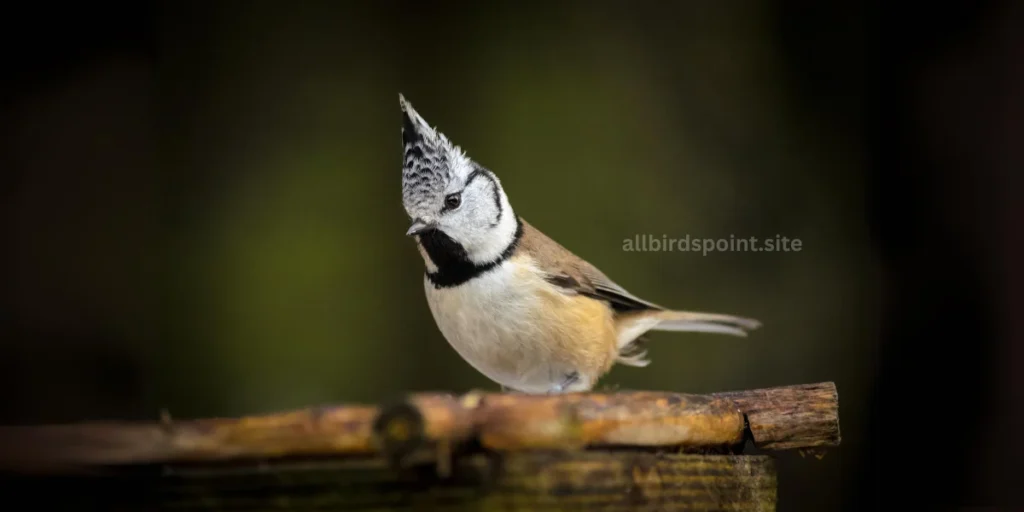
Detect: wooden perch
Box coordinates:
(0, 382, 836, 511)
(712, 381, 841, 450)
(374, 382, 840, 461)
(0, 405, 380, 472)
(0, 381, 838, 474)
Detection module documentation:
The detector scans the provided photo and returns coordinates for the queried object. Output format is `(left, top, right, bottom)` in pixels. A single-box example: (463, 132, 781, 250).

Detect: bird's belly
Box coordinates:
(424, 261, 612, 393)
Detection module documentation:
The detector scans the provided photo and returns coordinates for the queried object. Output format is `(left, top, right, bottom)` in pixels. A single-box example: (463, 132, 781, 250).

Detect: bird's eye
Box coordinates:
(443, 192, 462, 211)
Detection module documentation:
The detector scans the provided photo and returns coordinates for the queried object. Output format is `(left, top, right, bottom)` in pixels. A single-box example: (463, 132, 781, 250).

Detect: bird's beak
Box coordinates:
(406, 218, 435, 236)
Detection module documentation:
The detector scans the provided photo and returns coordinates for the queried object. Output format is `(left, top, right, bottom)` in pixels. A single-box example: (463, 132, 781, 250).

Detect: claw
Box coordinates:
(548, 372, 580, 394)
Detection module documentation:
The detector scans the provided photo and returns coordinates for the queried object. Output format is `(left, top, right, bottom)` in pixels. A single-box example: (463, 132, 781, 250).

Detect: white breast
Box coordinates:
(423, 258, 575, 393)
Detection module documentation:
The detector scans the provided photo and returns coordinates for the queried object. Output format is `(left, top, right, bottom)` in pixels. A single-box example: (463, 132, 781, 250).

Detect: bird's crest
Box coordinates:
(399, 94, 469, 218)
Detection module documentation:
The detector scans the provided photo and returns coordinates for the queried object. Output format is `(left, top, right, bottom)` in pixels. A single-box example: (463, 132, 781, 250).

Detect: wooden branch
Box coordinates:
(0, 405, 379, 472)
(374, 382, 840, 460)
(712, 381, 841, 450)
(373, 390, 746, 463)
(1, 452, 778, 511)
(0, 382, 839, 475)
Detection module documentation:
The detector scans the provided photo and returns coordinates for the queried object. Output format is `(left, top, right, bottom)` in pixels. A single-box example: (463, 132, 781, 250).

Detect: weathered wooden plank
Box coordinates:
(0, 452, 778, 511)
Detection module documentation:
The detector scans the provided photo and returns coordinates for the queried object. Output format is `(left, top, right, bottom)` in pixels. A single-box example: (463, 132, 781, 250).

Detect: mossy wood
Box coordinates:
(0, 382, 838, 511)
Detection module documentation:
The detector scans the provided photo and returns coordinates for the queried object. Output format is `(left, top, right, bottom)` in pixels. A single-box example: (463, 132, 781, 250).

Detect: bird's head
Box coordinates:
(400, 94, 517, 265)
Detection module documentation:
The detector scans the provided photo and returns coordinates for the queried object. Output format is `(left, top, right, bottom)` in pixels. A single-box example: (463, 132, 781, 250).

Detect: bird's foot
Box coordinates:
(547, 372, 580, 394)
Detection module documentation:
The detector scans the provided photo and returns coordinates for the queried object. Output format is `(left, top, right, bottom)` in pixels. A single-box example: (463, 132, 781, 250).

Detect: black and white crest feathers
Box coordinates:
(400, 94, 468, 217)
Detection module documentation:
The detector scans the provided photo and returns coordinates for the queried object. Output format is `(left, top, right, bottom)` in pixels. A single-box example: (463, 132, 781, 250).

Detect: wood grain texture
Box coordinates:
(374, 382, 840, 459)
(0, 382, 838, 474)
(373, 390, 747, 461)
(0, 452, 777, 511)
(712, 382, 841, 450)
(0, 405, 379, 472)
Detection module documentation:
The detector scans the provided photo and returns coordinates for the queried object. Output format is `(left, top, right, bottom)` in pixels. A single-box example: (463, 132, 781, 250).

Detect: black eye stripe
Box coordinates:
(439, 171, 479, 213)
(439, 169, 501, 219)
(464, 169, 483, 186)
(445, 169, 503, 225)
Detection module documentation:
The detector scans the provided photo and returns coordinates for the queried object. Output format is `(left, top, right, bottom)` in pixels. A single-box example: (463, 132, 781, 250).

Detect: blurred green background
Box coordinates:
(1, 2, 876, 412)
(3, 1, 1022, 510)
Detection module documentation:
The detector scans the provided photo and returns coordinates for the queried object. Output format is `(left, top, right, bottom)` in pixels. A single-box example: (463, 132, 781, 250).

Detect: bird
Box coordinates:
(398, 94, 760, 394)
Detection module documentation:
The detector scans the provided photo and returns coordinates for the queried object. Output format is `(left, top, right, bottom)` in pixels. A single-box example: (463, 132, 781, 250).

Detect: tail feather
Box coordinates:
(650, 310, 761, 337)
(614, 310, 760, 367)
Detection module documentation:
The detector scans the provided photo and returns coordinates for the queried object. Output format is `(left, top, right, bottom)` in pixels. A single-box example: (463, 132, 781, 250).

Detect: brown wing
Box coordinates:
(517, 219, 664, 313)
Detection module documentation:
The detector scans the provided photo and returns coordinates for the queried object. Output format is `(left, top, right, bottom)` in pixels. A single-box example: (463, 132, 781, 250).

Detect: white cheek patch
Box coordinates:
(463, 186, 517, 265)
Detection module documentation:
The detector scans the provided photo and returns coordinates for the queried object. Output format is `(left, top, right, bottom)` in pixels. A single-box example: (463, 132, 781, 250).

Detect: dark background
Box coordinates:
(1, 1, 1021, 510)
